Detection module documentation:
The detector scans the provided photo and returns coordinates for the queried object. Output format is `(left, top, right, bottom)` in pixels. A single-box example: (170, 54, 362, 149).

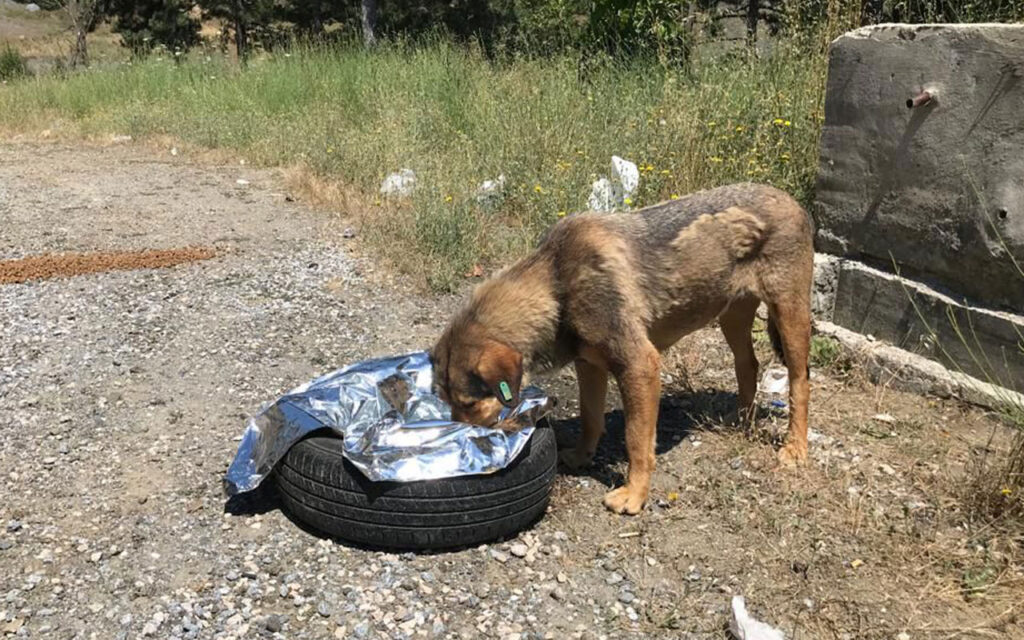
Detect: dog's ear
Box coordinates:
(477, 340, 523, 407)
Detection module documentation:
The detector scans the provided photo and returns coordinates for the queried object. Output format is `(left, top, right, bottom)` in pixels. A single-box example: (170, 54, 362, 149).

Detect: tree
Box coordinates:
(61, 0, 100, 68)
(362, 0, 378, 48)
(203, 0, 278, 61)
(105, 0, 201, 57)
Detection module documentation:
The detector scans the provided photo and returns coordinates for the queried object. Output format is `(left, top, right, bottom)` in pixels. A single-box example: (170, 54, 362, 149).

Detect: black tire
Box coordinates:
(272, 427, 557, 550)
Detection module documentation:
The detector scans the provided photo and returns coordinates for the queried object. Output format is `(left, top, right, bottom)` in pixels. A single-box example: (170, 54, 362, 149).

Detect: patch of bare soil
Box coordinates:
(0, 247, 218, 284)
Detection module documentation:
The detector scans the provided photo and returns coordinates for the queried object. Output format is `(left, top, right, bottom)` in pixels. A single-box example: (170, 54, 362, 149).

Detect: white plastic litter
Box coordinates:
(587, 156, 639, 212)
(611, 155, 639, 200)
(380, 168, 417, 197)
(760, 367, 789, 395)
(730, 596, 785, 640)
(587, 177, 617, 212)
(476, 174, 506, 208)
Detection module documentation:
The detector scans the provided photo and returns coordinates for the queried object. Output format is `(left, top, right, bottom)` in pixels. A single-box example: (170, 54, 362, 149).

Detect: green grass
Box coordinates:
(0, 39, 827, 289)
(0, 45, 29, 81)
(810, 335, 849, 372)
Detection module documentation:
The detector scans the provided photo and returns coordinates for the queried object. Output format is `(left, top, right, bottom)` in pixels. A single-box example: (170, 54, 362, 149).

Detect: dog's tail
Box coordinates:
(767, 314, 786, 367)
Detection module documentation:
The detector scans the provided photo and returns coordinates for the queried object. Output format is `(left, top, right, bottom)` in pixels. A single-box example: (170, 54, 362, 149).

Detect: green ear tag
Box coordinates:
(498, 381, 513, 403)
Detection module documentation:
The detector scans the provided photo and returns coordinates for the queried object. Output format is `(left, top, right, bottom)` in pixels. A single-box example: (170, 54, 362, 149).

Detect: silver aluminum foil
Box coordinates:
(224, 351, 552, 494)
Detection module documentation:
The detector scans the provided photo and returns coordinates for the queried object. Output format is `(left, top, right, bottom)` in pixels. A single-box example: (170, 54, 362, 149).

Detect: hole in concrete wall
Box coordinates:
(997, 208, 1008, 220)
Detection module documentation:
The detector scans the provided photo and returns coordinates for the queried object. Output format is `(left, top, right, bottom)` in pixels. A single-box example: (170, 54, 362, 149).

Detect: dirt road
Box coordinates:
(1, 142, 1020, 639)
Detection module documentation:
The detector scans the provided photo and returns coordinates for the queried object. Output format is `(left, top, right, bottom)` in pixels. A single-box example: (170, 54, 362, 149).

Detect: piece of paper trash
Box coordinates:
(760, 367, 788, 395)
(730, 596, 785, 640)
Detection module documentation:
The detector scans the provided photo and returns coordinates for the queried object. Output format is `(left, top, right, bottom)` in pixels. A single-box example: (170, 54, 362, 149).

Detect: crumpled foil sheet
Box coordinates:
(224, 352, 552, 495)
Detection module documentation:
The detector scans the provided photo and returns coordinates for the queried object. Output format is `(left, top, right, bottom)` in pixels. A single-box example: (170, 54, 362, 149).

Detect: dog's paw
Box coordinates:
(776, 441, 808, 468)
(603, 486, 647, 515)
(558, 447, 595, 472)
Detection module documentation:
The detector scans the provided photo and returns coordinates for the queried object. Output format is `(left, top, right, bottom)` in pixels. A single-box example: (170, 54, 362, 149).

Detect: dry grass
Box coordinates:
(0, 38, 828, 290)
(541, 325, 1024, 638)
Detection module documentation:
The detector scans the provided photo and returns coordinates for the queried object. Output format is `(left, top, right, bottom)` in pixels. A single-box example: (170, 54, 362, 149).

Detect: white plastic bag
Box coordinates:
(380, 168, 417, 197)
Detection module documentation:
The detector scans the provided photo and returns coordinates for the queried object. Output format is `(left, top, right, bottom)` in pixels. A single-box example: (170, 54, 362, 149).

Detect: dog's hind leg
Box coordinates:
(768, 296, 812, 467)
(559, 359, 608, 470)
(719, 296, 760, 428)
(603, 339, 661, 515)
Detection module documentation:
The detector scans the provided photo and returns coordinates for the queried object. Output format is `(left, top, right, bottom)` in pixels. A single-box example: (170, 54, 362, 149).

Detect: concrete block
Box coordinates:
(817, 258, 1024, 387)
(814, 23, 1024, 311)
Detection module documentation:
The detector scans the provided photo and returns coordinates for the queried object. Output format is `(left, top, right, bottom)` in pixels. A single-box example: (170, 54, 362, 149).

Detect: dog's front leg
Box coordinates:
(559, 359, 609, 470)
(604, 344, 661, 515)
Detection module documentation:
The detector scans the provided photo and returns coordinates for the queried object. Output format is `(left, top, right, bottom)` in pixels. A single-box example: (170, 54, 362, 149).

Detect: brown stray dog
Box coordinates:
(431, 183, 814, 514)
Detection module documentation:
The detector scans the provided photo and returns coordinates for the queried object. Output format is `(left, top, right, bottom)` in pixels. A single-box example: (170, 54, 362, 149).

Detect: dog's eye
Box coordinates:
(467, 372, 491, 399)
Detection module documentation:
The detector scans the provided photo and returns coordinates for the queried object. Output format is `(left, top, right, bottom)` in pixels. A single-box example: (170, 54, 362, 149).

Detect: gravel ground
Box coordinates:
(1, 142, 1021, 640)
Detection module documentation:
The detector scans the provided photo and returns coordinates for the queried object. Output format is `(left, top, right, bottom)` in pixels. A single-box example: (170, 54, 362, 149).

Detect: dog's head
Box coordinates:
(430, 319, 523, 427)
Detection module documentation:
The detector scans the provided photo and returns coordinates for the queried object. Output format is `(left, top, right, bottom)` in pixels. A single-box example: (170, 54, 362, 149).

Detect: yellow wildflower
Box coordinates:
(670, 194, 679, 200)
(709, 156, 724, 164)
(772, 118, 784, 125)
(327, 147, 334, 154)
(534, 185, 544, 194)
(707, 121, 716, 128)
(444, 194, 453, 203)
(784, 120, 792, 127)
(667, 491, 679, 501)
(1002, 487, 1014, 496)
(660, 169, 671, 175)
(557, 210, 567, 217)
(735, 125, 745, 132)
(624, 197, 633, 206)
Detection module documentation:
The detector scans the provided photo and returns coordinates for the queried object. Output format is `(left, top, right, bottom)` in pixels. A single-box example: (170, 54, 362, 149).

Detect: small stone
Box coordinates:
(0, 540, 12, 551)
(236, 179, 250, 186)
(551, 587, 567, 601)
(605, 572, 623, 586)
(141, 622, 158, 636)
(618, 591, 635, 604)
(225, 570, 240, 582)
(278, 585, 289, 598)
(490, 550, 509, 564)
(317, 601, 331, 617)
(880, 463, 896, 476)
(354, 621, 370, 638)
(646, 557, 657, 567)
(6, 521, 22, 533)
(896, 633, 910, 640)
(509, 543, 529, 558)
(556, 572, 568, 584)
(625, 606, 639, 622)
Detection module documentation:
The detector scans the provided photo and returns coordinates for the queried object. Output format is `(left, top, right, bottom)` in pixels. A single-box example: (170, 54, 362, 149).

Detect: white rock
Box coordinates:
(380, 169, 416, 197)
(730, 596, 784, 640)
(25, 3, 41, 12)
